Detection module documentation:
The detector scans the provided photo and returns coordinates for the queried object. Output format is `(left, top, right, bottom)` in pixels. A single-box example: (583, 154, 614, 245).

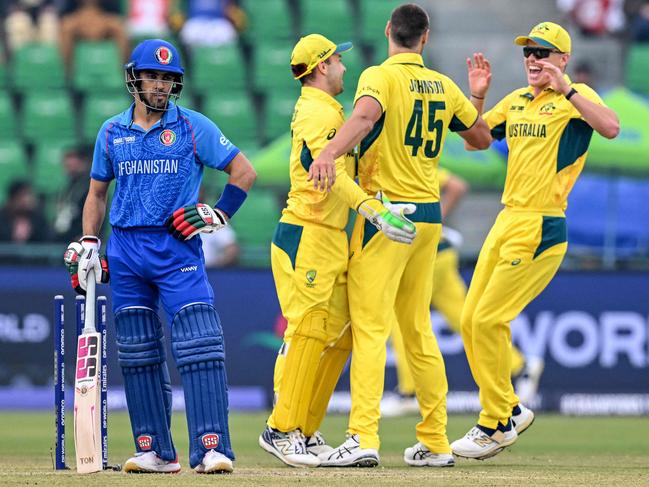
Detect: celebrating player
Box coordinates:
(64, 39, 256, 473)
(259, 33, 417, 468)
(451, 22, 619, 460)
(309, 4, 491, 467)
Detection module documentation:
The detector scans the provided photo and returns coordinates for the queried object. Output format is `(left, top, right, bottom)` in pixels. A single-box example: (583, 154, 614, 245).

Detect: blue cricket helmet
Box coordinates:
(125, 39, 184, 75)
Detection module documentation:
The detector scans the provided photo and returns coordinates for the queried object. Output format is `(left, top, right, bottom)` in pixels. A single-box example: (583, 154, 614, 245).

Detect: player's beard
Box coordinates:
(142, 90, 170, 111)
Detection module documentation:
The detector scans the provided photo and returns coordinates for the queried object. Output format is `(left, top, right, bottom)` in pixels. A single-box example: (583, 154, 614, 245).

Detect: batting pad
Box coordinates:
(115, 307, 176, 461)
(269, 309, 328, 433)
(171, 303, 234, 467)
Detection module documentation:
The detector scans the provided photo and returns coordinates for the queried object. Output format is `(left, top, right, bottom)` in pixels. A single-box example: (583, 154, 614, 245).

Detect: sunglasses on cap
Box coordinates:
(523, 46, 563, 59)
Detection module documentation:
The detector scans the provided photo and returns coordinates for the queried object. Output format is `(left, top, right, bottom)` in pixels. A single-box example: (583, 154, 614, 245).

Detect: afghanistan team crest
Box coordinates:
(155, 46, 172, 65)
(160, 129, 176, 146)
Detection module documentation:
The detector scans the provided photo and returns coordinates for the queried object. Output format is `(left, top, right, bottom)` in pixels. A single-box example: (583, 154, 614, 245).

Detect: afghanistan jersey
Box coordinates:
(91, 102, 239, 228)
(484, 75, 605, 212)
(354, 52, 478, 203)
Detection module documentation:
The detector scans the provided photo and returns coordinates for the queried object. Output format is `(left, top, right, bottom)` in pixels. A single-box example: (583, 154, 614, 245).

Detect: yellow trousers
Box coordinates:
(268, 218, 351, 435)
(461, 208, 566, 429)
(347, 202, 450, 453)
(392, 247, 525, 395)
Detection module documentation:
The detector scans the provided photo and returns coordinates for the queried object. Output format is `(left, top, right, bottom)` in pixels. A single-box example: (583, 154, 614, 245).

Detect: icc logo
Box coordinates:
(155, 47, 172, 65)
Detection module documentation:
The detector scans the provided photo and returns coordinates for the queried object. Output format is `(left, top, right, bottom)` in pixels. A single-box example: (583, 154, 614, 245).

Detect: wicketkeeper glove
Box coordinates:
(63, 236, 109, 295)
(165, 203, 228, 241)
(357, 191, 417, 244)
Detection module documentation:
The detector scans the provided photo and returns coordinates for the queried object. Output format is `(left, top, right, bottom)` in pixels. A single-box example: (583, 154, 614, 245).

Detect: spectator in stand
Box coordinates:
(557, 0, 626, 36)
(4, 0, 59, 52)
(59, 0, 130, 75)
(53, 147, 92, 242)
(127, 0, 172, 39)
(0, 181, 51, 243)
(572, 60, 596, 85)
(625, 0, 649, 41)
(179, 0, 246, 47)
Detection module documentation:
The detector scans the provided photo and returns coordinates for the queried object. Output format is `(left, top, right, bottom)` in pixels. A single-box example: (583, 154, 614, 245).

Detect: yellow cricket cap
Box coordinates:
(290, 33, 353, 79)
(514, 21, 571, 53)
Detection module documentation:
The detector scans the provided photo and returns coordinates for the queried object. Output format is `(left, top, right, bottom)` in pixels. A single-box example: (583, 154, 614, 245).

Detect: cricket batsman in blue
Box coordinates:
(63, 39, 256, 474)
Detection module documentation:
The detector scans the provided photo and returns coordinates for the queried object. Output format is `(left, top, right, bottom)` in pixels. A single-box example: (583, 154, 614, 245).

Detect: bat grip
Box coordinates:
(84, 268, 96, 333)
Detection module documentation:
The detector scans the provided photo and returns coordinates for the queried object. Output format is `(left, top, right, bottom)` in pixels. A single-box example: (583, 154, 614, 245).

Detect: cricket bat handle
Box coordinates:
(84, 268, 96, 333)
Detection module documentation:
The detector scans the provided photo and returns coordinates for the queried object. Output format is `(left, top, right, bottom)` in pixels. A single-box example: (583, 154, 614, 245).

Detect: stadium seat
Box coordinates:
(21, 91, 76, 143)
(341, 46, 366, 93)
(0, 142, 28, 204)
(0, 63, 6, 87)
(242, 0, 294, 43)
(191, 44, 246, 92)
(11, 43, 65, 92)
(0, 94, 16, 138)
(625, 45, 649, 95)
(253, 43, 296, 92)
(32, 142, 75, 196)
(203, 91, 259, 148)
(359, 0, 399, 43)
(72, 41, 123, 93)
(301, 0, 354, 41)
(230, 189, 282, 267)
(264, 91, 298, 142)
(82, 93, 131, 143)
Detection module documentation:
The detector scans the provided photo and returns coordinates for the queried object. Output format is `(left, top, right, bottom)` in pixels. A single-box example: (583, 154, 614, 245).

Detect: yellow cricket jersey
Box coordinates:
(484, 75, 605, 213)
(284, 86, 370, 230)
(354, 53, 478, 203)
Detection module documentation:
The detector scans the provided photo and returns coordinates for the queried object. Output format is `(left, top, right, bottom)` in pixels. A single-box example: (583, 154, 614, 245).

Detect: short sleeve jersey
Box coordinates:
(91, 102, 240, 228)
(284, 87, 357, 230)
(484, 76, 605, 212)
(354, 53, 478, 203)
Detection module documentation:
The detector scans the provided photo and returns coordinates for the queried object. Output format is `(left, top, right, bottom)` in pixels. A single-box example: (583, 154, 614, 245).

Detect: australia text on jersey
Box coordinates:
(118, 159, 179, 177)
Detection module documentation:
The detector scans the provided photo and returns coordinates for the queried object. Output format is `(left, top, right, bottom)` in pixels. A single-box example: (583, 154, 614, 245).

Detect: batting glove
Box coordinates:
(357, 191, 417, 244)
(166, 203, 228, 241)
(64, 236, 109, 295)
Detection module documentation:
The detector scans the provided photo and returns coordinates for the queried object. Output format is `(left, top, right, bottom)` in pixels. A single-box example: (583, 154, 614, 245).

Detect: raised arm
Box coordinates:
(464, 52, 493, 151)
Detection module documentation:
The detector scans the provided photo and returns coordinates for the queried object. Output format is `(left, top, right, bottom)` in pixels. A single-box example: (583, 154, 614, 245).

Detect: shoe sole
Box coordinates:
(124, 464, 181, 474)
(258, 435, 319, 468)
(404, 459, 455, 467)
(514, 414, 535, 436)
(198, 463, 234, 474)
(320, 455, 379, 468)
(452, 435, 518, 461)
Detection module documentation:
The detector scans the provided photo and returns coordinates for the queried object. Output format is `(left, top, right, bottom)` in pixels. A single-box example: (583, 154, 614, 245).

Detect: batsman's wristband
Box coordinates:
(470, 93, 485, 100)
(565, 87, 578, 101)
(215, 183, 248, 218)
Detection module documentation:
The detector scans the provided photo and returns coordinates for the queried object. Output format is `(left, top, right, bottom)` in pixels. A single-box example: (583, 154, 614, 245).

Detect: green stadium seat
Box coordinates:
(72, 41, 123, 93)
(242, 0, 294, 43)
(231, 189, 282, 267)
(254, 43, 295, 92)
(0, 94, 16, 138)
(82, 93, 131, 143)
(191, 44, 246, 92)
(0, 142, 28, 204)
(301, 0, 354, 41)
(21, 91, 76, 143)
(359, 0, 399, 43)
(626, 45, 649, 95)
(341, 46, 366, 93)
(264, 90, 298, 142)
(32, 141, 76, 196)
(0, 62, 6, 87)
(203, 91, 259, 148)
(11, 43, 65, 92)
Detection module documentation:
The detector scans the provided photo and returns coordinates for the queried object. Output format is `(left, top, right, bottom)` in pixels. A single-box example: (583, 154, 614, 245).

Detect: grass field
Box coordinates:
(0, 411, 647, 486)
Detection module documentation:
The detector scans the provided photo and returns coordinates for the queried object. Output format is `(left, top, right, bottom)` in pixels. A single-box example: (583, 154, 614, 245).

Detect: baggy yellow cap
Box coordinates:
(514, 21, 571, 53)
(290, 33, 353, 79)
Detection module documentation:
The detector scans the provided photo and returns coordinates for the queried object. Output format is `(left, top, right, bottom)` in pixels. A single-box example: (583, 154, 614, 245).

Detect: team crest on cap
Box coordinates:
(160, 129, 176, 146)
(155, 46, 173, 65)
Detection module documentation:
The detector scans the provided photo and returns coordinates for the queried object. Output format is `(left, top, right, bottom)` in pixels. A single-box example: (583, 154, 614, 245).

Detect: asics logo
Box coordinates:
(180, 265, 198, 272)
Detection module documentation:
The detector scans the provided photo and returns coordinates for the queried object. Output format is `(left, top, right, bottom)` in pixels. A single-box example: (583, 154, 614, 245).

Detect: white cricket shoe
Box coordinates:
(194, 450, 233, 474)
(515, 357, 545, 406)
(511, 403, 535, 435)
(258, 427, 320, 467)
(404, 442, 455, 467)
(319, 434, 380, 467)
(305, 431, 333, 456)
(123, 451, 181, 473)
(381, 393, 420, 417)
(451, 422, 518, 460)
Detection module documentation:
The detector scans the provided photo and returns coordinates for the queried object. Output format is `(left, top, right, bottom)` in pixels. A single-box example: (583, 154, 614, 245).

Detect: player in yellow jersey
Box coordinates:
(451, 22, 620, 460)
(258, 33, 417, 468)
(385, 169, 527, 417)
(309, 4, 491, 467)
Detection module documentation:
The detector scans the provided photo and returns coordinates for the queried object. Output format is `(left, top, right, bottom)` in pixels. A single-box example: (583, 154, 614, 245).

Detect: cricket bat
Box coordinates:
(74, 268, 102, 474)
